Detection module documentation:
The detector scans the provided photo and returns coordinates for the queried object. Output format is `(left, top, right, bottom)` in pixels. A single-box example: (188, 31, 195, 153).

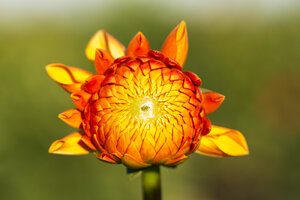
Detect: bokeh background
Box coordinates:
(1, 0, 300, 199)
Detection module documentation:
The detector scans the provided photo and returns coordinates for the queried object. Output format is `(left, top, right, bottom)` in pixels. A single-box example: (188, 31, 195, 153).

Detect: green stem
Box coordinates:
(142, 165, 161, 200)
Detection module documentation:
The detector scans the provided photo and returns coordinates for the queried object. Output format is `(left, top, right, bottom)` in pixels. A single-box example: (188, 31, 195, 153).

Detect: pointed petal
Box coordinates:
(85, 30, 125, 61)
(161, 21, 188, 67)
(196, 125, 249, 157)
(71, 90, 91, 111)
(202, 91, 225, 115)
(58, 109, 83, 128)
(127, 32, 150, 57)
(46, 63, 92, 93)
(48, 132, 91, 155)
(94, 49, 114, 74)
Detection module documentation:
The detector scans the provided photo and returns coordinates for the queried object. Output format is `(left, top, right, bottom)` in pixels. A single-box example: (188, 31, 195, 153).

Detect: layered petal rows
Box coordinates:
(47, 21, 249, 169)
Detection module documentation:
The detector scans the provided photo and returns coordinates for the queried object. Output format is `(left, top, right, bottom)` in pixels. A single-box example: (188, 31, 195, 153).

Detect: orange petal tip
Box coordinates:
(161, 21, 188, 67)
(202, 91, 225, 115)
(94, 49, 114, 75)
(58, 109, 82, 128)
(127, 32, 150, 57)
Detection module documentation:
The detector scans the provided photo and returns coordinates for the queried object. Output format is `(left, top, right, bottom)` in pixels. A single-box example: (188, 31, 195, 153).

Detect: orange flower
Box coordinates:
(47, 21, 249, 169)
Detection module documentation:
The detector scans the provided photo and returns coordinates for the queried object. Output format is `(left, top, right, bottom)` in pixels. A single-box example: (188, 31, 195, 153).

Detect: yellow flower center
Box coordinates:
(130, 96, 160, 121)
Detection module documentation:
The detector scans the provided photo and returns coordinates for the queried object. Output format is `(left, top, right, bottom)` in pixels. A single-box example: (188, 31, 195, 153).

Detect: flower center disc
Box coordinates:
(130, 96, 160, 121)
(86, 58, 204, 165)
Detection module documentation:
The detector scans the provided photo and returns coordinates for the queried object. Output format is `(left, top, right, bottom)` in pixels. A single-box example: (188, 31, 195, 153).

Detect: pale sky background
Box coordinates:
(1, 0, 299, 23)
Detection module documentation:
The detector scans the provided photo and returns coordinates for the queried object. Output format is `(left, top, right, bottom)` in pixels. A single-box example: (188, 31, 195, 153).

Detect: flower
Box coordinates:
(47, 21, 249, 169)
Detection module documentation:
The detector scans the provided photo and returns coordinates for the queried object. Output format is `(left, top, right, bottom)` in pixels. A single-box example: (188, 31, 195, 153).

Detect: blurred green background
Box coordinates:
(1, 0, 300, 200)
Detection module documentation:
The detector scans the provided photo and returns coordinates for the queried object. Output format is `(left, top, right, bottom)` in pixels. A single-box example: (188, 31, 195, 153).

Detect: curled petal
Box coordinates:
(184, 71, 202, 86)
(71, 90, 91, 111)
(161, 21, 188, 67)
(85, 30, 125, 61)
(127, 32, 150, 57)
(46, 63, 92, 93)
(196, 125, 249, 157)
(48, 132, 91, 155)
(58, 109, 83, 128)
(95, 49, 114, 75)
(202, 90, 225, 115)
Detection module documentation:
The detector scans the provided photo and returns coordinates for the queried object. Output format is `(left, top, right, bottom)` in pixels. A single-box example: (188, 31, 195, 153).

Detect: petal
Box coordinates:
(58, 109, 83, 128)
(85, 30, 125, 61)
(202, 90, 225, 115)
(184, 71, 202, 86)
(81, 74, 106, 94)
(127, 32, 150, 57)
(164, 155, 188, 166)
(122, 153, 150, 169)
(161, 21, 188, 67)
(46, 63, 92, 93)
(196, 125, 249, 157)
(94, 49, 114, 75)
(71, 90, 91, 111)
(48, 132, 91, 155)
(96, 152, 119, 164)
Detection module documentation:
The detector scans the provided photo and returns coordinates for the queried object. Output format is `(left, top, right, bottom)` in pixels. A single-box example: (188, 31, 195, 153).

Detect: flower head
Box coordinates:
(47, 21, 249, 169)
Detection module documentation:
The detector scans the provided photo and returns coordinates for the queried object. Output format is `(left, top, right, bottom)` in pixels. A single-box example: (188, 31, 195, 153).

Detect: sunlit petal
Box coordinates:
(46, 63, 91, 93)
(85, 30, 125, 61)
(48, 132, 91, 155)
(196, 125, 249, 157)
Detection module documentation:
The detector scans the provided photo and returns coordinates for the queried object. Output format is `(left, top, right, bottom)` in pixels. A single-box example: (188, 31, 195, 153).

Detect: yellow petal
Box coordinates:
(196, 125, 249, 157)
(48, 132, 91, 155)
(85, 30, 125, 61)
(161, 21, 188, 67)
(46, 63, 92, 93)
(58, 109, 83, 128)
